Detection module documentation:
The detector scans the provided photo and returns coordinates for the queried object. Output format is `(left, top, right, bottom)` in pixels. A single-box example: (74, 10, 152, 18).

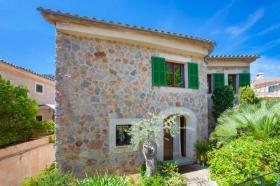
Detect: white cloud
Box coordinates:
(256, 23, 280, 36)
(199, 0, 235, 33)
(251, 56, 280, 78)
(226, 8, 264, 38)
(251, 39, 280, 54)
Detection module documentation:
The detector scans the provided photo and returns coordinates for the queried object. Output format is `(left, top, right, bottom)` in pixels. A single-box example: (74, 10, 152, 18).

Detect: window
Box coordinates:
(207, 74, 212, 93)
(268, 85, 278, 92)
(151, 56, 199, 89)
(36, 115, 43, 121)
(228, 74, 237, 93)
(166, 62, 185, 87)
(116, 125, 132, 146)
(36, 84, 43, 93)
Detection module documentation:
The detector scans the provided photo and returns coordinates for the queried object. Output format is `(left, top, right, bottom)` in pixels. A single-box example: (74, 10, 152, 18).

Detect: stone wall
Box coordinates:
(55, 32, 208, 177)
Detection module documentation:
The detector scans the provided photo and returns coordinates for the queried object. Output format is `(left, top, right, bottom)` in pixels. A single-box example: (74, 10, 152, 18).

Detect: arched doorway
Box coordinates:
(157, 107, 197, 163)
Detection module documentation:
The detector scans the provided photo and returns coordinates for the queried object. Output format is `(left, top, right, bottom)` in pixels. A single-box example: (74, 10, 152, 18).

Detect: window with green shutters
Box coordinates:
(188, 63, 199, 89)
(239, 73, 250, 87)
(152, 56, 166, 86)
(213, 73, 224, 89)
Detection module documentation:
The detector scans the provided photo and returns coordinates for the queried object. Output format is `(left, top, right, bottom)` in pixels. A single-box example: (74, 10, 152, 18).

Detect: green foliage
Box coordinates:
(140, 161, 185, 186)
(194, 141, 212, 165)
(142, 175, 165, 186)
(238, 86, 258, 105)
(210, 100, 280, 145)
(76, 175, 129, 186)
(0, 76, 39, 147)
(138, 163, 147, 177)
(164, 172, 185, 186)
(32, 120, 55, 137)
(211, 86, 234, 121)
(207, 137, 280, 185)
(48, 135, 55, 144)
(158, 161, 179, 177)
(21, 164, 76, 186)
(22, 162, 185, 186)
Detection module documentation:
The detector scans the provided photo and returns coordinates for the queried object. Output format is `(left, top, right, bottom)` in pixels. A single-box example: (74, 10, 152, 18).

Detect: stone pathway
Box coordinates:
(179, 164, 217, 186)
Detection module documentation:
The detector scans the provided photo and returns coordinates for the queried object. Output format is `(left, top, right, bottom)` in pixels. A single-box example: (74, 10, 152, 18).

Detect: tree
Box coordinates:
(238, 86, 258, 105)
(211, 86, 234, 122)
(0, 76, 38, 146)
(128, 113, 178, 176)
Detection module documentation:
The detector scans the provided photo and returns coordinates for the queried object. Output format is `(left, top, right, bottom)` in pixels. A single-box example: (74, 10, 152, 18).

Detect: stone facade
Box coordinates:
(39, 8, 258, 178)
(55, 32, 208, 177)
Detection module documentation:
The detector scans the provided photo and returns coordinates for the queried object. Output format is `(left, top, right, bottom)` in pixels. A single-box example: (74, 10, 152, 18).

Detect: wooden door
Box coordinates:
(164, 129, 173, 160)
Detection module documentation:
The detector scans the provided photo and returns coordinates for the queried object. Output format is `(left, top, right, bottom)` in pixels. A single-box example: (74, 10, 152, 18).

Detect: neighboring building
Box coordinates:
(252, 73, 280, 98)
(39, 8, 257, 176)
(0, 59, 55, 121)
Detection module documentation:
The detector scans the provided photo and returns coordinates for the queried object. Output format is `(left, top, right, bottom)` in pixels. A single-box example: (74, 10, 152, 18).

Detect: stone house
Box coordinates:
(0, 59, 55, 121)
(39, 8, 258, 176)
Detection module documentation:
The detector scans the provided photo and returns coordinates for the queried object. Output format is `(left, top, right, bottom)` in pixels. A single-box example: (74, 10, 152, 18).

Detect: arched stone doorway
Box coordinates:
(157, 107, 197, 164)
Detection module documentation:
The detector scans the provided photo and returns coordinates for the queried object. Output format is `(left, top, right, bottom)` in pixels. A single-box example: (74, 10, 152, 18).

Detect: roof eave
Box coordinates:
(38, 7, 215, 52)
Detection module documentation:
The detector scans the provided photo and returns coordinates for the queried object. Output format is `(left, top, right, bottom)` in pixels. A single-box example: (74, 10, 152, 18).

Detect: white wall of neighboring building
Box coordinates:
(0, 62, 55, 105)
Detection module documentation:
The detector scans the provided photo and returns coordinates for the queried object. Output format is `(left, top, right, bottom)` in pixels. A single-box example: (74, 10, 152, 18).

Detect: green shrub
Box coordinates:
(208, 137, 280, 185)
(140, 161, 185, 186)
(76, 175, 129, 186)
(0, 76, 39, 147)
(32, 120, 55, 137)
(165, 172, 185, 186)
(21, 164, 76, 186)
(211, 86, 234, 122)
(194, 141, 212, 165)
(138, 163, 146, 177)
(238, 86, 258, 105)
(48, 135, 55, 143)
(158, 161, 178, 177)
(142, 174, 165, 186)
(210, 100, 280, 146)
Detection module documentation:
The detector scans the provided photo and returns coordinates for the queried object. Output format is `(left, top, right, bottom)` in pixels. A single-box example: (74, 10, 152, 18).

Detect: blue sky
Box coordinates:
(0, 0, 280, 78)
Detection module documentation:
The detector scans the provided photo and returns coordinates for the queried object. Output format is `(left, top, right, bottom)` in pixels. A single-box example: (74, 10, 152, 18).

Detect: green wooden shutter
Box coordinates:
(213, 73, 224, 89)
(239, 73, 250, 87)
(152, 56, 166, 86)
(188, 63, 199, 89)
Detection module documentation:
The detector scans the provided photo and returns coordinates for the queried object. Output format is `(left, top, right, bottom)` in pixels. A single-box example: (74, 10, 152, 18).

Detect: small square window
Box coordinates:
(36, 84, 43, 93)
(36, 115, 43, 121)
(116, 125, 132, 146)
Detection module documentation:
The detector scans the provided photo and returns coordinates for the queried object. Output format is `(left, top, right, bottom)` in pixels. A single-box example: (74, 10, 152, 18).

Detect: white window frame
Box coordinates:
(109, 118, 140, 153)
